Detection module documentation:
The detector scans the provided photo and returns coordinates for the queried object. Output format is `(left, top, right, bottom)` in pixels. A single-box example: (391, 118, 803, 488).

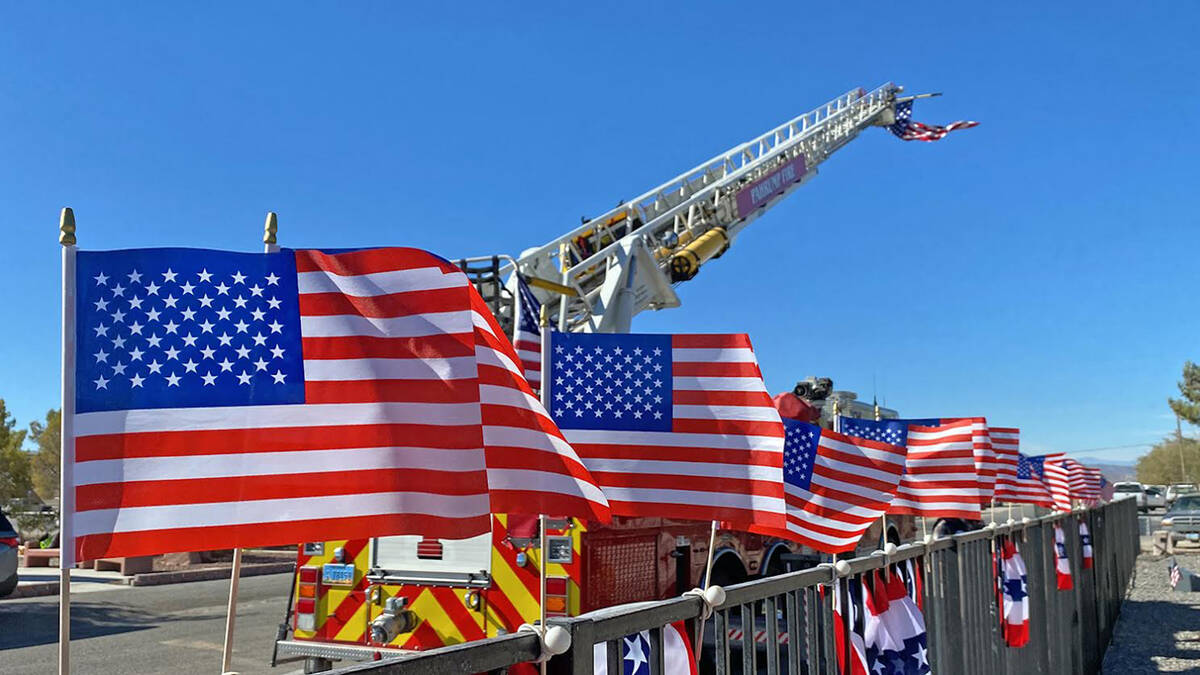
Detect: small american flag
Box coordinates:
(999, 453, 1054, 508)
(545, 331, 786, 528)
(67, 246, 609, 566)
(1041, 455, 1074, 511)
(945, 417, 997, 506)
(749, 419, 906, 553)
(887, 420, 982, 519)
(991, 427, 1021, 501)
(512, 274, 543, 393)
(889, 100, 979, 142)
(1169, 559, 1182, 589)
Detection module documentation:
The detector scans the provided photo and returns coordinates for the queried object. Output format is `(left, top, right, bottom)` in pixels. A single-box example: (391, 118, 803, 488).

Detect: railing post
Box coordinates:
(547, 617, 594, 675)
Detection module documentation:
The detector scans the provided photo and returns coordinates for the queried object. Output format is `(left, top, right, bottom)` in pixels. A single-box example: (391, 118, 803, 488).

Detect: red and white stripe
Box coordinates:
(887, 420, 981, 519)
(991, 427, 1020, 502)
(512, 279, 542, 393)
(70, 248, 608, 563)
(469, 286, 610, 521)
(947, 417, 996, 506)
(1042, 455, 1073, 512)
(1075, 466, 1102, 501)
(559, 334, 786, 529)
(751, 426, 907, 553)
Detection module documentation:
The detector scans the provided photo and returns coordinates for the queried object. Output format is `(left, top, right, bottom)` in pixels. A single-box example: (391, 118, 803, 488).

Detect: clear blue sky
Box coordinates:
(2, 3, 1197, 463)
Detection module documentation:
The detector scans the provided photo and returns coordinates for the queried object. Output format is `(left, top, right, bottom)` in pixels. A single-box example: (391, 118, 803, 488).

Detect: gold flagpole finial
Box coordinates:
(59, 207, 76, 246)
(263, 212, 278, 246)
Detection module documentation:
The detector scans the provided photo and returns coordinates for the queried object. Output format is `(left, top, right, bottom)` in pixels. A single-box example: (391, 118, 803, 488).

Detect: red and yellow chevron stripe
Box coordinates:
(292, 514, 587, 651)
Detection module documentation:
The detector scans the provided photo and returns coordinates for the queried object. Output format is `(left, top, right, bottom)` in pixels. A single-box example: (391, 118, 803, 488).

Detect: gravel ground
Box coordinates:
(1101, 549, 1200, 673)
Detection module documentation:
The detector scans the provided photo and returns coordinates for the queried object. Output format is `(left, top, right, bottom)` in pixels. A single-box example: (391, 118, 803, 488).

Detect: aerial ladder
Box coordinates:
(477, 82, 912, 334)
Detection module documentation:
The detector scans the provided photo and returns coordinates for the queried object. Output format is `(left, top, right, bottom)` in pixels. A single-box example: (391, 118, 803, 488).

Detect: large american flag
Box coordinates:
(512, 274, 543, 393)
(998, 453, 1054, 508)
(545, 331, 786, 528)
(67, 247, 609, 565)
(889, 100, 979, 142)
(887, 420, 982, 519)
(990, 427, 1020, 501)
(749, 419, 907, 553)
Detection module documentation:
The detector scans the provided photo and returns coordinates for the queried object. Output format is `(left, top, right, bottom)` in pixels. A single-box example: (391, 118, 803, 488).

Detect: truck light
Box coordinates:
(545, 596, 567, 613)
(464, 591, 481, 610)
(545, 578, 568, 595)
(1162, 518, 1174, 527)
(298, 566, 319, 584)
(296, 598, 317, 632)
(298, 584, 316, 598)
(515, 552, 528, 567)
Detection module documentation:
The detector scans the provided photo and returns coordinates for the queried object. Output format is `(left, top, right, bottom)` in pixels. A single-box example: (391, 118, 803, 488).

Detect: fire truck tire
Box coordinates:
(304, 657, 334, 673)
(707, 551, 747, 587)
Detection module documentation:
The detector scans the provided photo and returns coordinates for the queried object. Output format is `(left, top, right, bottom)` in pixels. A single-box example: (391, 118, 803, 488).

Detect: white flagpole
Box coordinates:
(221, 212, 278, 674)
(538, 319, 550, 675)
(59, 208, 78, 675)
(693, 518, 719, 666)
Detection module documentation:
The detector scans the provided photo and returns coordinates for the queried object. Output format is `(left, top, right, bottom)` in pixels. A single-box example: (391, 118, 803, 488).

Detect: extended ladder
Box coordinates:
(515, 82, 903, 333)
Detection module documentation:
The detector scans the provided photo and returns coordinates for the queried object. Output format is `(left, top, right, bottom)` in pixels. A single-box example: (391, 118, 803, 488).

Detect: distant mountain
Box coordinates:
(1074, 456, 1135, 467)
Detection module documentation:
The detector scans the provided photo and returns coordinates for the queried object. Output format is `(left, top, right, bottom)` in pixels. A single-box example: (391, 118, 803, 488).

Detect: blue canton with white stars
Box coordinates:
(1016, 454, 1035, 480)
(1024, 454, 1047, 480)
(75, 248, 305, 413)
(782, 418, 821, 490)
(838, 417, 941, 447)
(547, 332, 672, 432)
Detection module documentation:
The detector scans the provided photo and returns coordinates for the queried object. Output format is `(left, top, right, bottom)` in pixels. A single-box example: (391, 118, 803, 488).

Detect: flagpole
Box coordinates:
(873, 402, 888, 554)
(538, 319, 550, 675)
(221, 212, 278, 674)
(693, 518, 719, 667)
(59, 207, 78, 675)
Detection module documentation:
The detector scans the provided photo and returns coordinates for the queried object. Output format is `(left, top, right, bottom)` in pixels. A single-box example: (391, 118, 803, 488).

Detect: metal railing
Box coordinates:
(326, 499, 1138, 674)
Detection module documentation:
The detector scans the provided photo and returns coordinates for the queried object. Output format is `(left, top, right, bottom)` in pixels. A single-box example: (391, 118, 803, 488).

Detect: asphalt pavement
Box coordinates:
(0, 572, 299, 675)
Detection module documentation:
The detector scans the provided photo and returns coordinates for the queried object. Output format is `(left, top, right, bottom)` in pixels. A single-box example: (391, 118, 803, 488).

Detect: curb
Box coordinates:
(131, 561, 294, 586)
(4, 562, 294, 599)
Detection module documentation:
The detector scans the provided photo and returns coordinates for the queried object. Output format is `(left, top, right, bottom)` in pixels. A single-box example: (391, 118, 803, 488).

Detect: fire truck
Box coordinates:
(273, 83, 927, 671)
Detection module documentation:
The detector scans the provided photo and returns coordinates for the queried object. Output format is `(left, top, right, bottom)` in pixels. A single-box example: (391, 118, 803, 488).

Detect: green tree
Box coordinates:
(1136, 436, 1200, 485)
(29, 409, 61, 500)
(0, 399, 32, 501)
(1169, 361, 1200, 426)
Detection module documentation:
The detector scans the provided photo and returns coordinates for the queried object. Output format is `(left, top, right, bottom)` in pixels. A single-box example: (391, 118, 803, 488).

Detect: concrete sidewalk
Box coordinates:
(7, 561, 293, 600)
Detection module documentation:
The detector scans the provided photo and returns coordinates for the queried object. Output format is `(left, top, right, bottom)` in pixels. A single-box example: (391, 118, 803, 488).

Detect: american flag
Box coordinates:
(748, 419, 907, 553)
(66, 247, 609, 565)
(991, 427, 1021, 501)
(512, 274, 543, 393)
(1078, 466, 1103, 502)
(889, 100, 979, 142)
(837, 417, 941, 449)
(1041, 455, 1074, 511)
(998, 453, 1054, 508)
(545, 331, 786, 528)
(887, 420, 982, 519)
(946, 417, 996, 506)
(1169, 559, 1182, 589)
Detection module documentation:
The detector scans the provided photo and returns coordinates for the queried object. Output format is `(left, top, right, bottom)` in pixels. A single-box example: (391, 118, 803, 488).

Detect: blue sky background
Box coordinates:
(1, 3, 1197, 462)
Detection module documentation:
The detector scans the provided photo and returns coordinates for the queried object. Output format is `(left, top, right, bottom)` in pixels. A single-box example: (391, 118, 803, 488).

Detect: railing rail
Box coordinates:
(327, 499, 1138, 674)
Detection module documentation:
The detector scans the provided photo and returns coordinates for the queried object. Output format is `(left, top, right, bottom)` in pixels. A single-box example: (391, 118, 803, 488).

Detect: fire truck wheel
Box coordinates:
(303, 657, 334, 673)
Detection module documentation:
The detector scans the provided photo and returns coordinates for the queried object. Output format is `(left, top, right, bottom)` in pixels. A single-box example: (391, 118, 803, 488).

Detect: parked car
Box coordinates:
(1112, 482, 1147, 510)
(0, 509, 18, 597)
(1166, 484, 1199, 507)
(1145, 486, 1167, 511)
(1162, 495, 1200, 545)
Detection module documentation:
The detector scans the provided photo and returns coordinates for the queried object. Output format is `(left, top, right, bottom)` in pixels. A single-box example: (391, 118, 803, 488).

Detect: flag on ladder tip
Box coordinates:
(1054, 523, 1074, 590)
(747, 418, 907, 553)
(591, 621, 697, 675)
(997, 537, 1030, 648)
(889, 99, 979, 142)
(545, 331, 787, 528)
(64, 246, 609, 565)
